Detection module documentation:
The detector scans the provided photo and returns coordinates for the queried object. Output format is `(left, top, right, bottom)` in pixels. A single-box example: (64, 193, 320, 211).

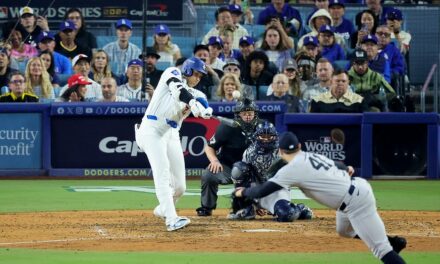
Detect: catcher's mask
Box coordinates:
(254, 121, 278, 153)
(234, 97, 259, 134)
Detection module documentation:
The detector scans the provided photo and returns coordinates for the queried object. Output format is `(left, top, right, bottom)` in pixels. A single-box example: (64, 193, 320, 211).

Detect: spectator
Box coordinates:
(57, 74, 90, 102)
(219, 26, 242, 61)
(7, 29, 38, 64)
(306, 0, 330, 29)
(139, 47, 164, 90)
(0, 47, 18, 89)
(295, 54, 318, 88)
(117, 59, 151, 102)
(298, 9, 344, 49)
(318, 25, 346, 63)
(228, 3, 253, 25)
(257, 0, 302, 37)
(0, 71, 38, 102)
(24, 57, 54, 101)
(203, 6, 249, 49)
(99, 77, 129, 102)
(57, 54, 102, 102)
(222, 58, 242, 80)
(215, 73, 242, 102)
(152, 24, 181, 65)
(55, 20, 92, 60)
(351, 9, 378, 49)
(302, 57, 334, 101)
(237, 36, 255, 72)
(348, 48, 395, 112)
(376, 25, 405, 80)
(267, 73, 301, 112)
(260, 25, 293, 71)
(359, 0, 393, 25)
(267, 58, 301, 97)
(88, 49, 119, 85)
(310, 69, 368, 113)
(360, 34, 391, 83)
(241, 50, 274, 100)
(207, 36, 226, 71)
(298, 36, 321, 62)
(103, 19, 141, 76)
(328, 0, 355, 48)
(193, 44, 220, 99)
(259, 17, 295, 49)
(38, 50, 60, 87)
(63, 8, 97, 50)
(385, 8, 411, 55)
(16, 6, 49, 46)
(37, 31, 72, 75)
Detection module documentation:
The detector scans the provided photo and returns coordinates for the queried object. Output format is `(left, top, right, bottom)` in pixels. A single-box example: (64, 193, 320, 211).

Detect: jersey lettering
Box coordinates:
(308, 154, 332, 171)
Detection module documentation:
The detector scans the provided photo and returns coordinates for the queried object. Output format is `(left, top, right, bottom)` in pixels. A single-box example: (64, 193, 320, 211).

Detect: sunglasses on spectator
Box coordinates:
(10, 79, 25, 84)
(376, 32, 391, 37)
(285, 68, 296, 72)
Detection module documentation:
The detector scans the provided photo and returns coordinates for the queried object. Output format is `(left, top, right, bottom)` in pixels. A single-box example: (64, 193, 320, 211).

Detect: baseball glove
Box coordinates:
(264, 158, 288, 179)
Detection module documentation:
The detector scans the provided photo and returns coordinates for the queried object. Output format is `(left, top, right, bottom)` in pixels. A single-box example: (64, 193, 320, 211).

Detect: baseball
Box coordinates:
(232, 90, 241, 99)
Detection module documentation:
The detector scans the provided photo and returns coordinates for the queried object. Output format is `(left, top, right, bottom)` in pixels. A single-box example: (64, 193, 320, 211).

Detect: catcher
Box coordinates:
(228, 121, 313, 222)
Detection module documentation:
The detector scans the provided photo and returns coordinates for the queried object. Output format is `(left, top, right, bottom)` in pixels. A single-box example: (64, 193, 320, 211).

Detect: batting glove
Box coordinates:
(189, 99, 204, 118)
(200, 107, 213, 119)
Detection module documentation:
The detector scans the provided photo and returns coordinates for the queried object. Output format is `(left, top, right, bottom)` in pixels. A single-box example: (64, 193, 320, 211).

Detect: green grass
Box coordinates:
(0, 180, 439, 213)
(1, 248, 439, 264)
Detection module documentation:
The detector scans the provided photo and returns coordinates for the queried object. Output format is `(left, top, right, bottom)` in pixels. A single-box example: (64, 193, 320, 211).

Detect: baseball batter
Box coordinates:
(234, 132, 406, 264)
(135, 57, 213, 231)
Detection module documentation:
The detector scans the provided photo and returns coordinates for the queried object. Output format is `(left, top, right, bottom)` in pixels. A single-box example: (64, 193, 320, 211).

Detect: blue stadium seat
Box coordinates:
(258, 85, 269, 100)
(57, 74, 70, 87)
(243, 24, 266, 39)
(53, 86, 62, 98)
(96, 36, 114, 49)
(156, 61, 172, 71)
(333, 60, 350, 71)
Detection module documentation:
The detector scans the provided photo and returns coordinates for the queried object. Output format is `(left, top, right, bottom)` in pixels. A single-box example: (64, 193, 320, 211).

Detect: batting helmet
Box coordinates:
(273, 199, 300, 222)
(254, 121, 278, 152)
(181, 57, 207, 77)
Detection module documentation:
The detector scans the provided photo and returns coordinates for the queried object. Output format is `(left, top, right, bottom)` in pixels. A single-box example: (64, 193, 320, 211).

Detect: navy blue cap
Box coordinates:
(127, 59, 143, 67)
(329, 0, 345, 8)
(239, 36, 254, 46)
(229, 4, 243, 14)
(279, 132, 300, 151)
(361, 34, 378, 44)
(37, 31, 55, 43)
(59, 20, 76, 31)
(386, 8, 403, 21)
(154, 24, 170, 35)
(319, 25, 335, 34)
(303, 36, 319, 47)
(208, 36, 223, 47)
(116, 18, 132, 30)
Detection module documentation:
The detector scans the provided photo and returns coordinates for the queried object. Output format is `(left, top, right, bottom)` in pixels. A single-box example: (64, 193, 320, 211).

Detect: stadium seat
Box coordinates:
(57, 74, 70, 87)
(53, 86, 62, 98)
(156, 61, 172, 71)
(333, 60, 350, 71)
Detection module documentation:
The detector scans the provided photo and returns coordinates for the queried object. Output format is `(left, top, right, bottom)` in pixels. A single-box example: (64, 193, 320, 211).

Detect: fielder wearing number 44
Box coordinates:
(233, 132, 407, 264)
(135, 57, 212, 231)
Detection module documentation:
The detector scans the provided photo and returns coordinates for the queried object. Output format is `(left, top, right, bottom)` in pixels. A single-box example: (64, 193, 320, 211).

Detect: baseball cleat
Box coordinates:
(388, 236, 407, 253)
(196, 207, 212, 216)
(153, 205, 165, 219)
(166, 217, 191, 231)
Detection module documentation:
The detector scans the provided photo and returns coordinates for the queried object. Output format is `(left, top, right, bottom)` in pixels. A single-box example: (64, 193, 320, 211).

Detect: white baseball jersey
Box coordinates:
(142, 67, 206, 131)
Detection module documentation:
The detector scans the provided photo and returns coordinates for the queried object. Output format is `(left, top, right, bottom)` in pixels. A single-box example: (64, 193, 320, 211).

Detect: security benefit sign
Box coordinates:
(287, 125, 361, 168)
(0, 113, 42, 169)
(51, 116, 219, 169)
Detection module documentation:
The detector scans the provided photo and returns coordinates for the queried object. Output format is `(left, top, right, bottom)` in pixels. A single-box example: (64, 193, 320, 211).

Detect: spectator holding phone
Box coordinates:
(351, 10, 378, 49)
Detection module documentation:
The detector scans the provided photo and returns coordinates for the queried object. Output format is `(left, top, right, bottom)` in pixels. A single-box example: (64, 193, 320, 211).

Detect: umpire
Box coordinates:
(196, 98, 260, 216)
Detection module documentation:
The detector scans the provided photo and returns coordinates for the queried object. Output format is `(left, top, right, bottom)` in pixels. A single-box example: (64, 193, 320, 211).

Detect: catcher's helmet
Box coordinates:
(181, 57, 207, 77)
(233, 98, 259, 137)
(254, 121, 278, 152)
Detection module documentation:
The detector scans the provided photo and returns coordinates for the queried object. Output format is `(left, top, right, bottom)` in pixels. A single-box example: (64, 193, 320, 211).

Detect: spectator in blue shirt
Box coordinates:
(361, 34, 391, 83)
(37, 31, 72, 75)
(328, 0, 355, 48)
(318, 25, 346, 63)
(257, 0, 302, 36)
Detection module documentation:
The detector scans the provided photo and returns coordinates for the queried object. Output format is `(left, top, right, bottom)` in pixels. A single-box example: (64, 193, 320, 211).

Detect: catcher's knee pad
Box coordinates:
(231, 161, 252, 185)
(273, 199, 300, 222)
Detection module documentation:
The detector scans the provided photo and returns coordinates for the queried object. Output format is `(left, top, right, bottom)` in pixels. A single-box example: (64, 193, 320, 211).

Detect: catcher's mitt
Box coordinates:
(264, 158, 288, 179)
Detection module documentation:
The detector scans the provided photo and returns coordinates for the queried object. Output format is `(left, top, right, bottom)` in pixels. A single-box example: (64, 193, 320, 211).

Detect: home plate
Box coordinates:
(242, 229, 287, 233)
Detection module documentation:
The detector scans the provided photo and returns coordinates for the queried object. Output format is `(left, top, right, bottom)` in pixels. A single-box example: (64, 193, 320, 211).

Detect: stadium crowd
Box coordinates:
(0, 0, 417, 112)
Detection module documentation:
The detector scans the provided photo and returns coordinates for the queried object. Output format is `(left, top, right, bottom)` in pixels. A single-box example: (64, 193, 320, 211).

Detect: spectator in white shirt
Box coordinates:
(100, 76, 129, 102)
(117, 59, 153, 102)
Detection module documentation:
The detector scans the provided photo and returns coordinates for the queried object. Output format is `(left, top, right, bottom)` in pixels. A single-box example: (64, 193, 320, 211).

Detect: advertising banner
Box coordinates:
(0, 0, 182, 22)
(51, 116, 219, 170)
(287, 124, 361, 168)
(0, 113, 42, 169)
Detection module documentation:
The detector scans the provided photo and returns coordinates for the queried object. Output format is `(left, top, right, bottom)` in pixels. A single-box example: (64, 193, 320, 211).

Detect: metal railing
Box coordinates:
(420, 63, 438, 112)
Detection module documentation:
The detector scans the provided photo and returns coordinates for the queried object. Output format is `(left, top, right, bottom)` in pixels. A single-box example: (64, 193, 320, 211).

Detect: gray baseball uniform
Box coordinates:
(269, 151, 393, 259)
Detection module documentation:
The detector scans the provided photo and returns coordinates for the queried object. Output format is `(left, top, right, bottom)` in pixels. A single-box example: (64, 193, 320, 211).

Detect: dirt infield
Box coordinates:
(0, 209, 439, 252)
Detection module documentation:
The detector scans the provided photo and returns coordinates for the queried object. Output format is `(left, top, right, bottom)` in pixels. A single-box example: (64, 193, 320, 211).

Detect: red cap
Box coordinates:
(68, 74, 91, 88)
